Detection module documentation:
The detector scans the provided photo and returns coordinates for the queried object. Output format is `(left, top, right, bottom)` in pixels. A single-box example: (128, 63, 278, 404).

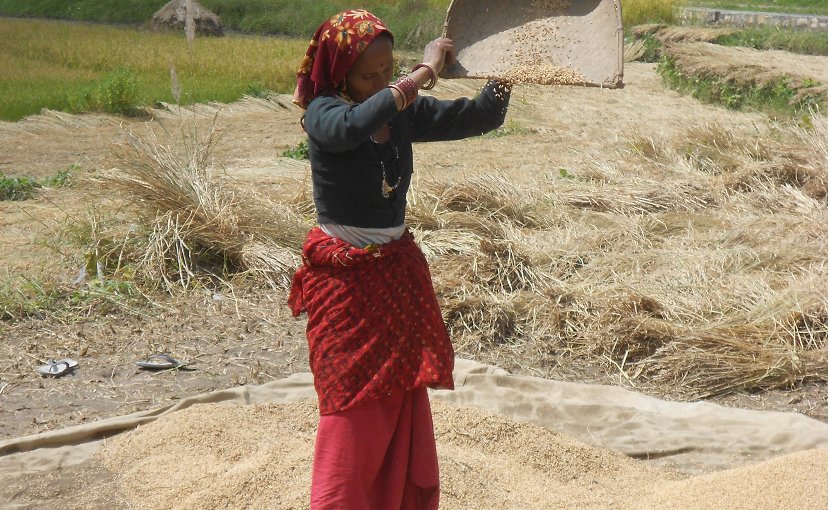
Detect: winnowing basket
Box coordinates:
(440, 0, 624, 87)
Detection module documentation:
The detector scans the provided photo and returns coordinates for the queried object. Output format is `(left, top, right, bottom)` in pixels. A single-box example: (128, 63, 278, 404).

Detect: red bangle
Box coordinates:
(411, 63, 438, 90)
(393, 76, 419, 109)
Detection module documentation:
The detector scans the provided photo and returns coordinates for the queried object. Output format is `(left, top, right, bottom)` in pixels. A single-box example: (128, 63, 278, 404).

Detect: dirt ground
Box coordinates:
(0, 60, 827, 442)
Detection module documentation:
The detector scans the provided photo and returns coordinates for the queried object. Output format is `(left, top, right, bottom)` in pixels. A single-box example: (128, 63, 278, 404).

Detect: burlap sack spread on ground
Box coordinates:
(440, 0, 624, 87)
(0, 359, 826, 509)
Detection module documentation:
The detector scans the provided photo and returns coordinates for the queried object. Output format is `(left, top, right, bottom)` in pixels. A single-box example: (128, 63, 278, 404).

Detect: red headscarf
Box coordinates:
(293, 10, 393, 110)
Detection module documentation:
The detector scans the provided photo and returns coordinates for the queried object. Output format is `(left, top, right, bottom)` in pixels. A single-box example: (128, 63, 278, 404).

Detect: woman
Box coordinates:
(288, 9, 511, 509)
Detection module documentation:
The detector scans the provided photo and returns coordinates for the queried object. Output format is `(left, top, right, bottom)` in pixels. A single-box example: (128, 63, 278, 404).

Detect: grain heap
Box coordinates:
(92, 400, 828, 509)
(497, 18, 588, 85)
(500, 62, 588, 85)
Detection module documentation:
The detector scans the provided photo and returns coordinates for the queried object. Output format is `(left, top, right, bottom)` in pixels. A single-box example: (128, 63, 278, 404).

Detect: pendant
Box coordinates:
(382, 180, 394, 198)
(380, 162, 402, 198)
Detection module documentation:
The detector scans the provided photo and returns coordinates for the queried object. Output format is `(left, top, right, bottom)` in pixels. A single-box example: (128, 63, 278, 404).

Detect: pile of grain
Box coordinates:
(500, 62, 588, 85)
(95, 400, 827, 509)
(638, 449, 828, 509)
(497, 18, 588, 85)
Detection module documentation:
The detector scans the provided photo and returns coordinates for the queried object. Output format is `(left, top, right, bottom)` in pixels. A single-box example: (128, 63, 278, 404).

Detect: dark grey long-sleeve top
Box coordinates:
(302, 80, 511, 229)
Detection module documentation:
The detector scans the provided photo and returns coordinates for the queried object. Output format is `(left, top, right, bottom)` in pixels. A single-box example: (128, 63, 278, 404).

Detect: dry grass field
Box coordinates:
(0, 42, 826, 445)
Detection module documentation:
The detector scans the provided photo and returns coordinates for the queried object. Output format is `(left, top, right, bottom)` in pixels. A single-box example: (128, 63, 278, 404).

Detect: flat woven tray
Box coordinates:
(441, 0, 624, 87)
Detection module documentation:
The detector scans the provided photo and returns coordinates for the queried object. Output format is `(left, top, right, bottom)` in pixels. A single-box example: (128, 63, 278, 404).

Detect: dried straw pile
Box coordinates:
(151, 0, 224, 37)
(406, 114, 827, 399)
(97, 125, 305, 290)
(663, 42, 828, 105)
(631, 24, 739, 44)
(93, 109, 826, 401)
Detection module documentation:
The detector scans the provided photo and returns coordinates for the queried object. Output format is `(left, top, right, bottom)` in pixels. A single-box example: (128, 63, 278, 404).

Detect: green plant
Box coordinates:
(245, 81, 271, 98)
(621, 0, 678, 27)
(70, 67, 144, 116)
(640, 34, 663, 63)
(480, 119, 531, 138)
(715, 27, 827, 56)
(0, 0, 448, 50)
(43, 169, 72, 188)
(656, 57, 826, 116)
(0, 167, 75, 200)
(0, 17, 306, 121)
(0, 174, 40, 200)
(678, 0, 826, 15)
(0, 276, 61, 321)
(282, 139, 309, 160)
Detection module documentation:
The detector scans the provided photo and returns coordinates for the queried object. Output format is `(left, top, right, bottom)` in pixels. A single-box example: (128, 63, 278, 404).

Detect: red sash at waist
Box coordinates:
(288, 227, 455, 414)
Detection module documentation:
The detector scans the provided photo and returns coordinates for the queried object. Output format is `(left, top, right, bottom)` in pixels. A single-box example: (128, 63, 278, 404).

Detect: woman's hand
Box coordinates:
(422, 37, 455, 74)
(387, 37, 456, 111)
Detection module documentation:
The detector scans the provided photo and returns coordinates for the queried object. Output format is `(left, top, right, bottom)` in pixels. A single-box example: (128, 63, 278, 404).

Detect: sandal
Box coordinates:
(36, 358, 78, 377)
(135, 353, 186, 370)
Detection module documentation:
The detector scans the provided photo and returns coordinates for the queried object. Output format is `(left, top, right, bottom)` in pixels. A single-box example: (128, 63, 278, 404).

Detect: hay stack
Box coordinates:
(152, 0, 224, 37)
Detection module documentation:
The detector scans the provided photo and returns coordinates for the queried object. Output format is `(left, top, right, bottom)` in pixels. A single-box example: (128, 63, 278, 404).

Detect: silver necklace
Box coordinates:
(370, 126, 401, 198)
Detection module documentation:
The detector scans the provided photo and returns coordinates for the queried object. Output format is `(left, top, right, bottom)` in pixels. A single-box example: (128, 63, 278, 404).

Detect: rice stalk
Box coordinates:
(99, 124, 303, 290)
(550, 179, 713, 215)
(420, 174, 549, 228)
(645, 320, 827, 399)
(440, 289, 520, 355)
(413, 228, 482, 261)
(475, 239, 554, 293)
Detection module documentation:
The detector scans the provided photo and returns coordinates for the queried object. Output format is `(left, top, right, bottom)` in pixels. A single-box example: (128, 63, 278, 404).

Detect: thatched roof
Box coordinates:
(152, 0, 224, 37)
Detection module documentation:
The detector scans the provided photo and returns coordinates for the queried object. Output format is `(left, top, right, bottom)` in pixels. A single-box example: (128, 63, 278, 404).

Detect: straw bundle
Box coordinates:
(82, 109, 824, 403)
(662, 43, 827, 100)
(646, 322, 828, 399)
(419, 174, 549, 228)
(476, 240, 553, 293)
(151, 0, 224, 37)
(441, 291, 520, 354)
(631, 24, 738, 44)
(413, 228, 482, 261)
(102, 127, 304, 290)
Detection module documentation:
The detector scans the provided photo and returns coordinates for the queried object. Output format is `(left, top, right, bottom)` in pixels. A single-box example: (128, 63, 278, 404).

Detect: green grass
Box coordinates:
(0, 17, 306, 121)
(715, 26, 828, 55)
(0, 0, 727, 51)
(0, 0, 449, 50)
(0, 168, 72, 200)
(0, 274, 141, 322)
(635, 34, 665, 62)
(657, 56, 826, 117)
(478, 119, 533, 138)
(627, 25, 827, 64)
(2, 4, 822, 122)
(681, 0, 827, 15)
(623, 0, 680, 26)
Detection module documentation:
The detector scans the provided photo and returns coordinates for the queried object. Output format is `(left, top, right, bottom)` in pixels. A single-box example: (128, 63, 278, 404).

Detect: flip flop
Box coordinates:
(135, 353, 185, 370)
(36, 359, 77, 377)
(58, 358, 79, 370)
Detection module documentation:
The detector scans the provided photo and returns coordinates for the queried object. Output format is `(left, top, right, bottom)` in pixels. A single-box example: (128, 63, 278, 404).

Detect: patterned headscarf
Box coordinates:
(293, 10, 392, 110)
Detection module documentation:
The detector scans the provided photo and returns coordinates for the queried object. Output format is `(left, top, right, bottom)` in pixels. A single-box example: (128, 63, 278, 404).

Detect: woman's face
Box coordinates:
(346, 35, 394, 103)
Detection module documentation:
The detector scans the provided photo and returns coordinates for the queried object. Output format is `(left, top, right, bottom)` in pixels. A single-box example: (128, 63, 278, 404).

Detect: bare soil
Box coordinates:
(0, 62, 826, 442)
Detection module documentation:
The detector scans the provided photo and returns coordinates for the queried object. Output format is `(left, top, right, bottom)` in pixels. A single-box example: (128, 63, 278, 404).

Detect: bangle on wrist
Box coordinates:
(387, 84, 406, 111)
(389, 76, 418, 109)
(411, 62, 438, 90)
